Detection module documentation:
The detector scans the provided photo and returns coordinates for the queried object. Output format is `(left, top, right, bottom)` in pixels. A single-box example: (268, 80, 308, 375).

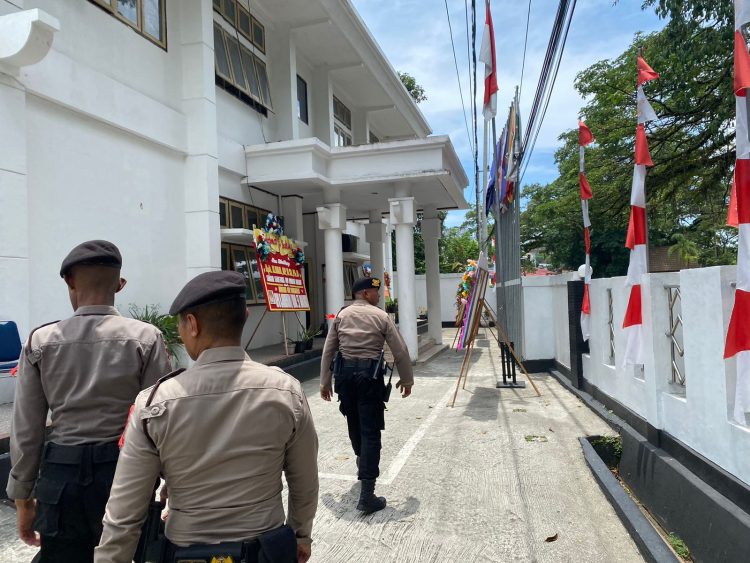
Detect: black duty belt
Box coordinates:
(44, 441, 120, 464)
(340, 357, 379, 369)
(169, 538, 260, 563)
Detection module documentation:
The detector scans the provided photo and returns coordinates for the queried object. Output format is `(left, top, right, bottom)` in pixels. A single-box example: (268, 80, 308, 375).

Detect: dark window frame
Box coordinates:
(89, 0, 167, 49)
(297, 75, 309, 124)
(213, 16, 272, 112)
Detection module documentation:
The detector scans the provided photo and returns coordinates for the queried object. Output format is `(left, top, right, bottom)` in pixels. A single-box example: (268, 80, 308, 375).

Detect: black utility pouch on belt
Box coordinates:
(258, 525, 297, 563)
(378, 350, 394, 403)
(133, 500, 166, 563)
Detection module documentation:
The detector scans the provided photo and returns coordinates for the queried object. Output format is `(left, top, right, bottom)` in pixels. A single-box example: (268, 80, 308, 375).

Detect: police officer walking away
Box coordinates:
(7, 240, 172, 562)
(96, 271, 319, 563)
(319, 277, 414, 514)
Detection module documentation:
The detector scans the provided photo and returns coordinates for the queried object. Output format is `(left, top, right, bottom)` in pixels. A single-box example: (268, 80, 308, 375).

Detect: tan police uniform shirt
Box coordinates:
(95, 346, 319, 563)
(320, 299, 414, 388)
(7, 305, 171, 500)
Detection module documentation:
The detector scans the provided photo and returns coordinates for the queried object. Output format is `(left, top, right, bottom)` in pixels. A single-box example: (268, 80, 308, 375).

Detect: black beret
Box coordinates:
(59, 240, 122, 277)
(352, 277, 382, 294)
(169, 271, 246, 315)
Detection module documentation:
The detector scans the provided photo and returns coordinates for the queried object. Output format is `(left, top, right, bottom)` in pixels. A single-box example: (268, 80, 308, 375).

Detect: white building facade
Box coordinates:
(0, 0, 468, 359)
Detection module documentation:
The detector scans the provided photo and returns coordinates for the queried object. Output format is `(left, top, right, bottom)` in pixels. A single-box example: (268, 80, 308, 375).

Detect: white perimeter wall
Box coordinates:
(522, 266, 750, 486)
(391, 273, 496, 325)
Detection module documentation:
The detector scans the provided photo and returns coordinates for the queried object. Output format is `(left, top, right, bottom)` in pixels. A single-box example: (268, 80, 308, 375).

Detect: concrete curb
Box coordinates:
(579, 438, 679, 563)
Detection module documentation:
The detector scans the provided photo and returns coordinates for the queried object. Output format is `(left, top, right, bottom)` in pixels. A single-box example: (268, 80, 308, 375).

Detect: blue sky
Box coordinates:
(352, 0, 664, 227)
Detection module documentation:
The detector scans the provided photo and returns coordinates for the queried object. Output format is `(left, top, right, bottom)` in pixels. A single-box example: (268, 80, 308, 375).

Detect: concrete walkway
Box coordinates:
(0, 329, 643, 562)
(303, 330, 643, 562)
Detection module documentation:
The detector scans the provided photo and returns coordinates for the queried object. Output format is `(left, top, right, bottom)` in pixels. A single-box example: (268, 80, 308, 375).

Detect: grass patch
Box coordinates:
(512, 408, 527, 413)
(524, 435, 548, 443)
(589, 435, 623, 469)
(668, 533, 692, 561)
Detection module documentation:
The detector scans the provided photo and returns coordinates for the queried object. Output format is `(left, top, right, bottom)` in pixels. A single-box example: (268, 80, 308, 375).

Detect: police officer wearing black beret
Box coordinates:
(97, 271, 319, 563)
(320, 277, 414, 513)
(8, 240, 172, 562)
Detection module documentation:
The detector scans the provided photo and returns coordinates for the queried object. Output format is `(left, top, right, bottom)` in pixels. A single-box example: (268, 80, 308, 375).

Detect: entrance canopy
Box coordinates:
(244, 136, 468, 216)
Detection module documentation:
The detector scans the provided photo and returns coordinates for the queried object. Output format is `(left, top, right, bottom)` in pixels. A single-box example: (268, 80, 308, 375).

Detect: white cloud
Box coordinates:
(352, 0, 664, 189)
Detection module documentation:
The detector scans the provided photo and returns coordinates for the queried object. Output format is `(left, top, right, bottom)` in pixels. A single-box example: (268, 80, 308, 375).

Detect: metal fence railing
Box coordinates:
(665, 285, 686, 386)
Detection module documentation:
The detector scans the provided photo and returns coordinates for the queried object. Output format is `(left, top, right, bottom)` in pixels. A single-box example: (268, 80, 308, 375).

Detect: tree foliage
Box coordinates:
(521, 0, 737, 275)
(398, 71, 427, 104)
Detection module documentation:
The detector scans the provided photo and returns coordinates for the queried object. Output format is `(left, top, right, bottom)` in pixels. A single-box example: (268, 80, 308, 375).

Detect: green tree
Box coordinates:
(521, 1, 737, 274)
(398, 71, 427, 104)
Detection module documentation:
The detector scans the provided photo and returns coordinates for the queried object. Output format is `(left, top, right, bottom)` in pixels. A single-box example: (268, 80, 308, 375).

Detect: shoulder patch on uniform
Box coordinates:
(139, 402, 167, 420)
(25, 320, 60, 361)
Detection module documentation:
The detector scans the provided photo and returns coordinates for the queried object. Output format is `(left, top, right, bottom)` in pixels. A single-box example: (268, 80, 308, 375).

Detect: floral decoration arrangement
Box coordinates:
(264, 213, 284, 236)
(455, 259, 477, 307)
(255, 230, 271, 260)
(293, 248, 305, 268)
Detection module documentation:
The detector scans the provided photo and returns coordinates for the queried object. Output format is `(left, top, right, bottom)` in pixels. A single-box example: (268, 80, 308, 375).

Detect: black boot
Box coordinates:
(357, 479, 386, 514)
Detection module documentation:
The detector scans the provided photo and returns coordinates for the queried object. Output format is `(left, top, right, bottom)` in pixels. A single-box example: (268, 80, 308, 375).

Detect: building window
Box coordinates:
(220, 197, 270, 231)
(213, 1, 270, 112)
(343, 262, 358, 299)
(219, 199, 229, 227)
(251, 16, 265, 53)
(89, 0, 166, 48)
(225, 244, 265, 304)
(334, 124, 352, 147)
(333, 96, 353, 147)
(297, 76, 308, 124)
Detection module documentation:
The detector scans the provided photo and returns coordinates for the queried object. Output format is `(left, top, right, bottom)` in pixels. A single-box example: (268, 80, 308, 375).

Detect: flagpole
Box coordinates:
(480, 118, 489, 250)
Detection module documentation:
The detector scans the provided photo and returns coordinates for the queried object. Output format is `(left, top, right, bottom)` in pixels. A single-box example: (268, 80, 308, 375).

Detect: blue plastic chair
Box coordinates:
(0, 321, 22, 373)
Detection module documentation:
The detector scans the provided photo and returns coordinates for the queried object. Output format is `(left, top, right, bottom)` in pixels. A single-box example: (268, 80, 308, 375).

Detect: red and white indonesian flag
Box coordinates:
(623, 55, 659, 366)
(480, 2, 498, 120)
(725, 0, 750, 424)
(579, 121, 594, 341)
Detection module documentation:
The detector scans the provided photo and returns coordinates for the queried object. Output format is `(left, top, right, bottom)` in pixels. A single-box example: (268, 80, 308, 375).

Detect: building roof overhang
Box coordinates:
(257, 0, 431, 140)
(244, 137, 469, 216)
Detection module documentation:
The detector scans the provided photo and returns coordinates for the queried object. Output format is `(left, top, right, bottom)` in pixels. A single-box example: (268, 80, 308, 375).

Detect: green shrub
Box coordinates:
(128, 304, 182, 358)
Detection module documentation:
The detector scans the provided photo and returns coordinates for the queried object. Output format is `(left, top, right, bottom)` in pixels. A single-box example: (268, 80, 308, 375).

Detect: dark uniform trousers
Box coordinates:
(334, 359, 385, 480)
(34, 441, 119, 563)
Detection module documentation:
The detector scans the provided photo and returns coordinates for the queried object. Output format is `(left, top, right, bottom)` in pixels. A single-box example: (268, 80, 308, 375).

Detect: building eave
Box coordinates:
(321, 0, 432, 138)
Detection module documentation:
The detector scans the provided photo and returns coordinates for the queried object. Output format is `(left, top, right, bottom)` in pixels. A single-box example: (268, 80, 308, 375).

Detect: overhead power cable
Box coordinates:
(519, 0, 533, 99)
(444, 0, 474, 157)
(519, 0, 577, 184)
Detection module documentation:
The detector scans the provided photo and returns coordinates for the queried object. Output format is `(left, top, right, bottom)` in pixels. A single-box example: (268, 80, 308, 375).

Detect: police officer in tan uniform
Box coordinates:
(320, 277, 413, 513)
(7, 240, 172, 563)
(96, 271, 319, 563)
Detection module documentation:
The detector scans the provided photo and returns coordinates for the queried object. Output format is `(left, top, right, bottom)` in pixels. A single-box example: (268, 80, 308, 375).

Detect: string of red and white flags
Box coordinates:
(622, 55, 659, 366)
(579, 122, 594, 341)
(724, 0, 750, 424)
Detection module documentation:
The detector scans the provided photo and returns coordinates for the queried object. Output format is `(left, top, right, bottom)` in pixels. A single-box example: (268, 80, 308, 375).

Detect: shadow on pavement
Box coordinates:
(321, 482, 421, 522)
(464, 386, 500, 422)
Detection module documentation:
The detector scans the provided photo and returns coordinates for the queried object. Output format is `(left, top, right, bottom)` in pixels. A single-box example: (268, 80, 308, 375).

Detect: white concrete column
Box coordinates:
(365, 211, 386, 309)
(181, 0, 220, 278)
(312, 67, 333, 146)
(317, 203, 347, 325)
(352, 107, 368, 145)
(389, 195, 418, 362)
(422, 208, 443, 344)
(268, 24, 297, 141)
(0, 9, 58, 336)
(281, 195, 303, 241)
